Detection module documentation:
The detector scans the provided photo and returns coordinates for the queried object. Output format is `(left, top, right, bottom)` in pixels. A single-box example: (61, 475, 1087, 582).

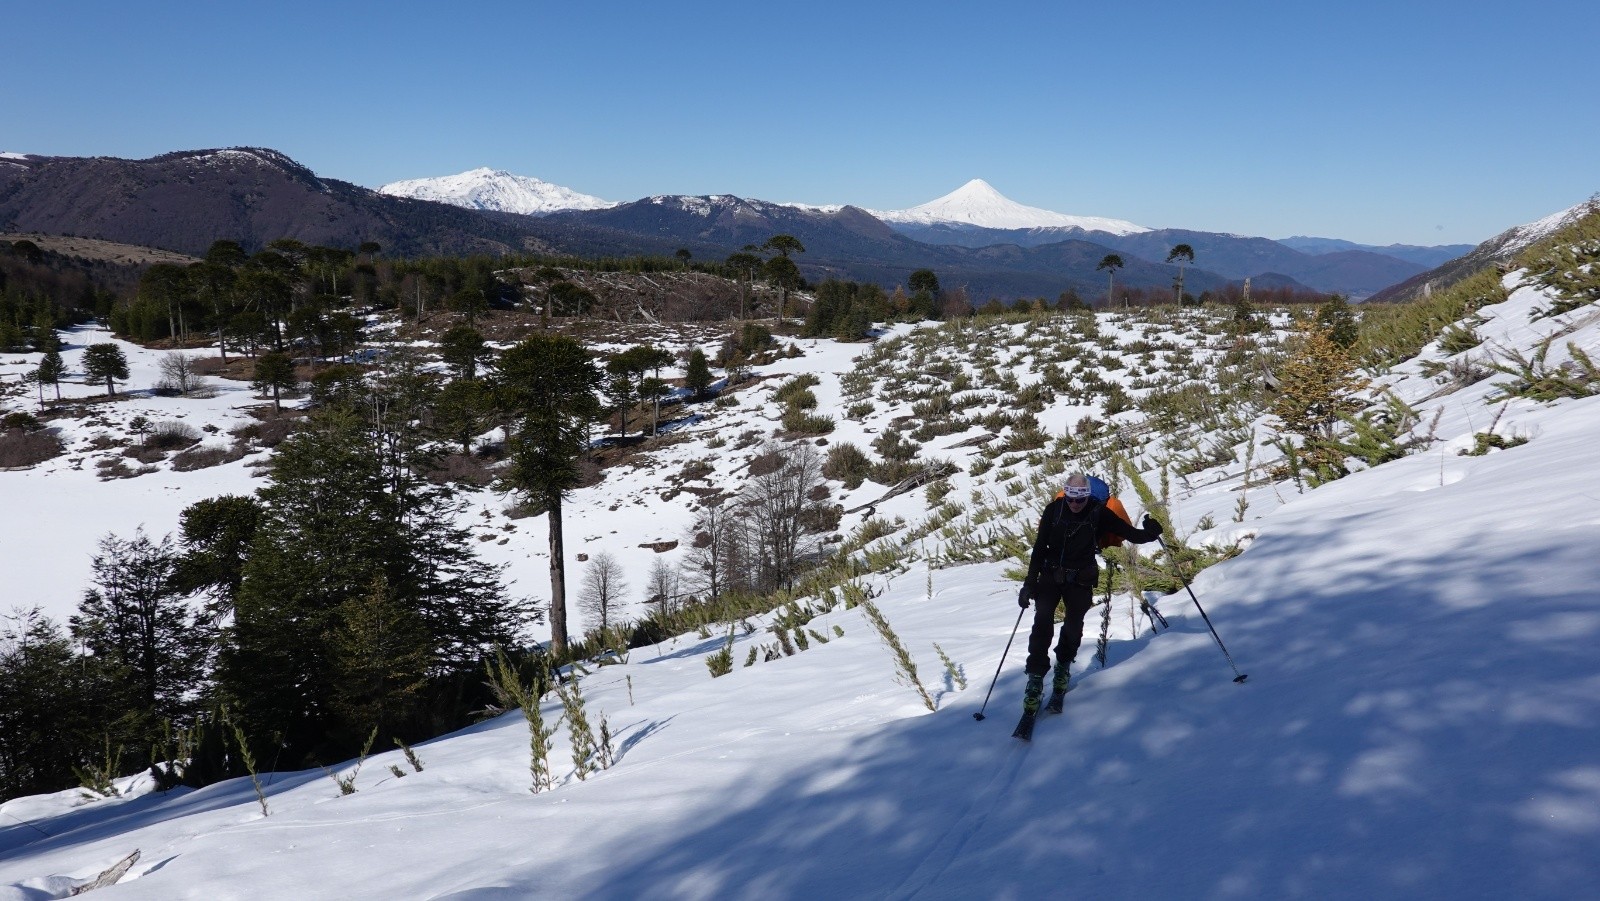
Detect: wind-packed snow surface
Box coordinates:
(870, 178, 1149, 234)
(3, 272, 1599, 899)
(377, 168, 616, 215)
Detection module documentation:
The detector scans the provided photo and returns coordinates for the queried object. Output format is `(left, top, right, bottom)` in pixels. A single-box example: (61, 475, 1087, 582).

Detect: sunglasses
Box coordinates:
(1064, 492, 1091, 502)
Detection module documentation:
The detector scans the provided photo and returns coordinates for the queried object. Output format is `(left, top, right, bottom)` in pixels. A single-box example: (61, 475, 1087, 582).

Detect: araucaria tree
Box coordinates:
(1096, 254, 1125, 308)
(252, 352, 297, 412)
(1166, 244, 1195, 305)
(35, 342, 65, 401)
(496, 333, 604, 656)
(83, 343, 130, 396)
(762, 235, 806, 320)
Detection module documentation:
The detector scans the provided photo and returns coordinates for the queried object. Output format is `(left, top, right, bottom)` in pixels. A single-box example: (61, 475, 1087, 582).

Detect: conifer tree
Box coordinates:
(83, 343, 130, 396)
(439, 323, 490, 381)
(1270, 321, 1370, 442)
(683, 348, 714, 400)
(70, 530, 214, 755)
(35, 341, 65, 401)
(432, 378, 494, 455)
(0, 609, 103, 801)
(176, 495, 263, 618)
(496, 334, 603, 656)
(252, 352, 297, 412)
(329, 576, 433, 741)
(219, 405, 516, 761)
(1270, 320, 1371, 479)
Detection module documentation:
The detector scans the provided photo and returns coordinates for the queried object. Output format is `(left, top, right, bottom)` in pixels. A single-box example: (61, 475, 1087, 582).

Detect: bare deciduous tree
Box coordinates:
(737, 442, 826, 593)
(682, 499, 741, 601)
(579, 551, 628, 635)
(158, 353, 203, 396)
(646, 556, 680, 621)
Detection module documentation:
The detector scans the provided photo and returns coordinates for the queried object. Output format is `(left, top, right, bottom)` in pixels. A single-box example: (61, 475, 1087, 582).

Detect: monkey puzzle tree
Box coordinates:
(83, 343, 130, 396)
(1096, 254, 1125, 308)
(496, 334, 604, 655)
(1166, 244, 1195, 306)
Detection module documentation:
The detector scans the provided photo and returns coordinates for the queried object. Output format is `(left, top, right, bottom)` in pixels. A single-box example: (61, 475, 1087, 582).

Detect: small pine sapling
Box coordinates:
(394, 738, 425, 773)
(223, 709, 269, 817)
(859, 598, 935, 712)
(597, 716, 616, 770)
(706, 629, 735, 678)
(324, 726, 378, 796)
(933, 642, 967, 690)
(558, 679, 600, 781)
(486, 650, 555, 792)
(74, 735, 124, 800)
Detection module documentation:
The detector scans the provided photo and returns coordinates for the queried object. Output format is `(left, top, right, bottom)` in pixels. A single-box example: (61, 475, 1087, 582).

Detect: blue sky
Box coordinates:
(3, 1, 1595, 245)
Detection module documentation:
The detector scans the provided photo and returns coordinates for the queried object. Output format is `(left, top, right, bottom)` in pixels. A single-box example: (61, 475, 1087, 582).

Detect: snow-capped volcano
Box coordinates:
(871, 178, 1148, 234)
(378, 167, 615, 216)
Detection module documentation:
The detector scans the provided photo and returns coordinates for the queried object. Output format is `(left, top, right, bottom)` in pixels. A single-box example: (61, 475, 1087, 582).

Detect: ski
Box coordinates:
(1044, 688, 1068, 715)
(1011, 710, 1037, 741)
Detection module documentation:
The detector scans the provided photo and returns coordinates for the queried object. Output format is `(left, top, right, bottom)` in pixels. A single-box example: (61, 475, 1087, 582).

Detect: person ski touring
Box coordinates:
(1012, 473, 1163, 739)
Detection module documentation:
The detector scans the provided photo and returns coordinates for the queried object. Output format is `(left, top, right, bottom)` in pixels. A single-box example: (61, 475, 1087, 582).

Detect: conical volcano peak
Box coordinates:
(874, 179, 1148, 234)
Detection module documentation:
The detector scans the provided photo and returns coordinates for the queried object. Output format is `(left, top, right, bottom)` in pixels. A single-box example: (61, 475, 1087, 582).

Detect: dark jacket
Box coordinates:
(1023, 497, 1159, 591)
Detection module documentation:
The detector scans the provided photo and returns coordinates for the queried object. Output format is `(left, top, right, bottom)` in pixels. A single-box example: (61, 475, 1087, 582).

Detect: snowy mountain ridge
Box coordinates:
(378, 167, 616, 215)
(377, 167, 1146, 234)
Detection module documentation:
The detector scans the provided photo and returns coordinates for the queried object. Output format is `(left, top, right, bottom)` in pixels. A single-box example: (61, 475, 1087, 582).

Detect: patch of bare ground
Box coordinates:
(0, 233, 200, 266)
(0, 427, 64, 468)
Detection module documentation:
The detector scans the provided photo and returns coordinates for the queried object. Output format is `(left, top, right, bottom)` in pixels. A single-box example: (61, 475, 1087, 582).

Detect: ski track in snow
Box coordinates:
(886, 740, 1032, 900)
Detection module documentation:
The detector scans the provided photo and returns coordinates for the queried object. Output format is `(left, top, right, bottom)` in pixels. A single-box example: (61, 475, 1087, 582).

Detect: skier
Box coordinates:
(1013, 473, 1162, 738)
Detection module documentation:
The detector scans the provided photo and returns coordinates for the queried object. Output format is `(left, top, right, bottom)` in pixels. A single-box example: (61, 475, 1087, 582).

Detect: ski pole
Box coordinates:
(973, 606, 1027, 721)
(1140, 599, 1168, 634)
(1160, 538, 1248, 683)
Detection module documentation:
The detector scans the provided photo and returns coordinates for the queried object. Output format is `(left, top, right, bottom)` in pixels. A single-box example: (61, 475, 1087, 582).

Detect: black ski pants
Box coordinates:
(1024, 582, 1096, 676)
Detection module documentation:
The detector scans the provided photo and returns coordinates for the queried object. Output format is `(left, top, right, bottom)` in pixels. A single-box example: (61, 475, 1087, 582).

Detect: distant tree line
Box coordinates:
(0, 239, 120, 352)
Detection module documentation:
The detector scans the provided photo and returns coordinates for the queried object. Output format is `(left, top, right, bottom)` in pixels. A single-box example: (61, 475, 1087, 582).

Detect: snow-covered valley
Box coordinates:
(2, 233, 1599, 899)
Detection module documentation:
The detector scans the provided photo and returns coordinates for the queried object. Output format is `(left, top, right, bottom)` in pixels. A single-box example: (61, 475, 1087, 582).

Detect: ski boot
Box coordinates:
(1014, 674, 1044, 741)
(1045, 662, 1070, 714)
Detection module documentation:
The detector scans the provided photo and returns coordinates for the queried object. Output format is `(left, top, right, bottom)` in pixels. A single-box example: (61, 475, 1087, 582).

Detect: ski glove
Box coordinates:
(1017, 584, 1033, 608)
(1143, 515, 1163, 536)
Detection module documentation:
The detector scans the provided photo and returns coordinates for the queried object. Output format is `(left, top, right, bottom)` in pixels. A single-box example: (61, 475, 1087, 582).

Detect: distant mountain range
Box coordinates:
(1, 147, 1485, 301)
(1275, 236, 1475, 269)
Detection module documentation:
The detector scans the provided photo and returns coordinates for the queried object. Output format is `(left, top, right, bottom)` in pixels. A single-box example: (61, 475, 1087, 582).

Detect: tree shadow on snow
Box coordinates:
(498, 509, 1600, 900)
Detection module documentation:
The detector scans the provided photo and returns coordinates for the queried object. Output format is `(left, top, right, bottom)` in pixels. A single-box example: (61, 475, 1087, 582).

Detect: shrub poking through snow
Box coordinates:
(933, 643, 966, 691)
(557, 677, 601, 781)
(394, 738, 425, 773)
(706, 628, 735, 678)
(859, 598, 935, 712)
(486, 650, 555, 792)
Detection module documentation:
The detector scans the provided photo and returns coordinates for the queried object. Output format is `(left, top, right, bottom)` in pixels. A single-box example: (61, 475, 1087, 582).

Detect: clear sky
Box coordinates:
(3, 1, 1594, 246)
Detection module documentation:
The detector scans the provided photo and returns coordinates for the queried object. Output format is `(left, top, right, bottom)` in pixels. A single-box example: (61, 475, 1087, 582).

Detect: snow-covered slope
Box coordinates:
(1493, 197, 1598, 254)
(870, 178, 1149, 234)
(4, 253, 1599, 898)
(377, 167, 615, 215)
